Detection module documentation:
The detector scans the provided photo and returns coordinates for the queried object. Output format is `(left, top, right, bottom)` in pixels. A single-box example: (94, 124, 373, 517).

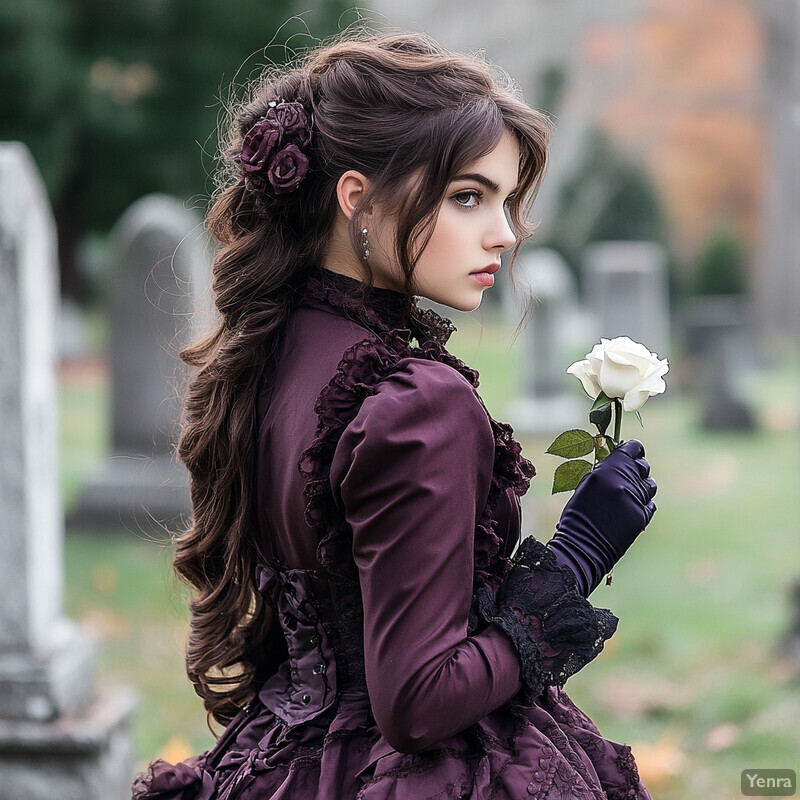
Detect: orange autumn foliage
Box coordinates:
(576, 0, 765, 260)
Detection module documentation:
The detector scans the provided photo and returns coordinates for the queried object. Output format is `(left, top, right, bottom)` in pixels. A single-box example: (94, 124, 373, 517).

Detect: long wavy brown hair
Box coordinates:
(174, 29, 554, 727)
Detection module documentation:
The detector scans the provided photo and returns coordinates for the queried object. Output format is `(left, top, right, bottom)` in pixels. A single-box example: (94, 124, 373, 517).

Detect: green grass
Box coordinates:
(62, 323, 800, 796)
(64, 531, 216, 760)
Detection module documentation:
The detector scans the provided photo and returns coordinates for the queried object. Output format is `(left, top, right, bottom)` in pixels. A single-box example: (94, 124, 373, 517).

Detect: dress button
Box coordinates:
(301, 693, 312, 705)
(313, 663, 325, 675)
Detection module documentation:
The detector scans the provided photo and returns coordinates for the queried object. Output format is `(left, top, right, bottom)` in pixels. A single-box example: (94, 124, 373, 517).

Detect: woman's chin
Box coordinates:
(423, 290, 484, 314)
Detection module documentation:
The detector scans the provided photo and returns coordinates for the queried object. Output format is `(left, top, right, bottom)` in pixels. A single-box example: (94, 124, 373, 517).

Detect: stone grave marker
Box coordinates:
(69, 194, 212, 531)
(683, 295, 756, 430)
(505, 248, 585, 433)
(0, 141, 134, 799)
(583, 240, 670, 357)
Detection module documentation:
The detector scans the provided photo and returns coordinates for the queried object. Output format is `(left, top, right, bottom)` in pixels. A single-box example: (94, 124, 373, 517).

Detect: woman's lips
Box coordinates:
(471, 271, 495, 287)
(470, 264, 500, 287)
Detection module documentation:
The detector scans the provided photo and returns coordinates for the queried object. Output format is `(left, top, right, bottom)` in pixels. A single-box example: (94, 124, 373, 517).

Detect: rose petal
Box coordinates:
(598, 355, 642, 399)
(605, 336, 657, 361)
(621, 360, 669, 411)
(566, 359, 601, 399)
(612, 349, 659, 376)
(585, 342, 608, 377)
(268, 143, 309, 193)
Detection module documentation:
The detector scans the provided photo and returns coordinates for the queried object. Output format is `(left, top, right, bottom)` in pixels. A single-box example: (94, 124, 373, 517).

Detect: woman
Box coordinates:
(133, 29, 658, 800)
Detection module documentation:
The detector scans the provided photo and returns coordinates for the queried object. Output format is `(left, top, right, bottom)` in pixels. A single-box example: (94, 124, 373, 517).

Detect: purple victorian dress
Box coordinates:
(132, 269, 651, 800)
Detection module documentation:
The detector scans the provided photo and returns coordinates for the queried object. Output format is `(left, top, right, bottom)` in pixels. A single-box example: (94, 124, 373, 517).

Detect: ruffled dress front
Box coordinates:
(132, 269, 651, 800)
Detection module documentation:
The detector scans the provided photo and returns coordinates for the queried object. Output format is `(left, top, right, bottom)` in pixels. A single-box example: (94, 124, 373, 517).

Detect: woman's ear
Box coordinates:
(335, 170, 370, 220)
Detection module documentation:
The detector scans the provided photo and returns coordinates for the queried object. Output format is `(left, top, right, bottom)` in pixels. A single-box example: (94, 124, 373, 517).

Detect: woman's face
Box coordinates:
(370, 130, 521, 312)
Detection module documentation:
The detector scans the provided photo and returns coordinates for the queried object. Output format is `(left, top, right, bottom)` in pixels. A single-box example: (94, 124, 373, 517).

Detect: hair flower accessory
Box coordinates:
(240, 99, 311, 195)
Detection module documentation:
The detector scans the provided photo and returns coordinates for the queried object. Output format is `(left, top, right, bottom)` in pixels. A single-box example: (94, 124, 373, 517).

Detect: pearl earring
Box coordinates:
(361, 228, 370, 261)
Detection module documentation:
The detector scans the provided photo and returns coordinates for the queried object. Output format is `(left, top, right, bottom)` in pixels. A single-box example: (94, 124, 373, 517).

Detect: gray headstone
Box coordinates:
(0, 142, 88, 704)
(0, 142, 134, 797)
(58, 298, 91, 362)
(583, 241, 670, 358)
(109, 194, 211, 456)
(69, 195, 212, 531)
(683, 295, 756, 431)
(505, 248, 584, 432)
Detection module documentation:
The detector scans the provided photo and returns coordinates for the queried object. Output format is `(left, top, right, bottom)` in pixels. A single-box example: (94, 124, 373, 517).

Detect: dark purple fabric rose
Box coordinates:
(268, 144, 309, 194)
(240, 120, 282, 174)
(273, 101, 310, 145)
(239, 99, 312, 196)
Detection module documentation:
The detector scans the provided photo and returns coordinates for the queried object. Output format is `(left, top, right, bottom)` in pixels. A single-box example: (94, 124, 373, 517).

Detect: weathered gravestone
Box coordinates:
(69, 194, 212, 532)
(505, 248, 585, 433)
(0, 142, 134, 799)
(583, 241, 670, 357)
(682, 295, 756, 431)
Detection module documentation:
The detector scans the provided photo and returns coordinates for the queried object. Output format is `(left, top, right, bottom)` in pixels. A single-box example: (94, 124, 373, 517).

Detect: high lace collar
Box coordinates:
(303, 268, 455, 346)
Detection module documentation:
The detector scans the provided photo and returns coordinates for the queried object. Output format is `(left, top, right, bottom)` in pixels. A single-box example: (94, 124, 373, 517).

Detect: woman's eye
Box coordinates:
(452, 190, 480, 208)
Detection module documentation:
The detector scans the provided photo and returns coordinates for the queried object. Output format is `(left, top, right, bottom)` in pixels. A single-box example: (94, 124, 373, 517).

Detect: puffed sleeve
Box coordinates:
(329, 359, 522, 753)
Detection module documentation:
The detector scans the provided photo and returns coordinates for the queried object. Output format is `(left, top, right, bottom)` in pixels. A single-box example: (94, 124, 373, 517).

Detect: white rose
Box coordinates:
(566, 336, 669, 412)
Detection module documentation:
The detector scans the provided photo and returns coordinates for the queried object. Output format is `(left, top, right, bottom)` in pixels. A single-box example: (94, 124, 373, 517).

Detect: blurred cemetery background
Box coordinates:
(1, 0, 799, 797)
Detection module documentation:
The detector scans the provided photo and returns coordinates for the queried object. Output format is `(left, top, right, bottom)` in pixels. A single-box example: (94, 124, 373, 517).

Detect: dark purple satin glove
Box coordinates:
(547, 439, 657, 597)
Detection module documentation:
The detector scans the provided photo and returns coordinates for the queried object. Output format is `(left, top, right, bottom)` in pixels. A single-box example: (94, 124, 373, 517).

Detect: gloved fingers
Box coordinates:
(635, 456, 651, 479)
(624, 487, 657, 525)
(644, 477, 658, 500)
(624, 483, 652, 508)
(617, 439, 645, 460)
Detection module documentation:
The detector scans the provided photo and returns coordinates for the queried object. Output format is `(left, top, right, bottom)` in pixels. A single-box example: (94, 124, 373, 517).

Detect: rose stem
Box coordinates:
(613, 398, 623, 448)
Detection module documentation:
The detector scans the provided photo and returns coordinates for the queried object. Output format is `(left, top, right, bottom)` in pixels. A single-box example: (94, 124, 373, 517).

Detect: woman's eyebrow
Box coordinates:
(452, 172, 518, 197)
(451, 172, 500, 193)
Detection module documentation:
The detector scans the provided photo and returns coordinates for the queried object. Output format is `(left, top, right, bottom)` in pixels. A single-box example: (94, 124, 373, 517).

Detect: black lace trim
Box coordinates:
(325, 576, 367, 690)
(304, 268, 417, 336)
(304, 267, 457, 347)
(612, 745, 645, 800)
(476, 536, 619, 700)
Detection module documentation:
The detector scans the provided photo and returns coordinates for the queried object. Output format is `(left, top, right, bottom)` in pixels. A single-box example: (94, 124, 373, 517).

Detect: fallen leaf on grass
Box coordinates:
(769, 656, 797, 683)
(159, 736, 194, 764)
(676, 453, 740, 499)
(600, 675, 695, 716)
(91, 563, 119, 594)
(630, 730, 687, 786)
(704, 722, 740, 751)
(79, 607, 130, 639)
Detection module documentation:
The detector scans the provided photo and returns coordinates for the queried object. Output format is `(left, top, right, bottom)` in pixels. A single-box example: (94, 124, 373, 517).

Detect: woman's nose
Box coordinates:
(485, 208, 516, 253)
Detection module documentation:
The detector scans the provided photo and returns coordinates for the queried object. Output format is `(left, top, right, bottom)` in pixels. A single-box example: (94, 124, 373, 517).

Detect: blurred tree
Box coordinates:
(541, 128, 669, 274)
(693, 222, 748, 296)
(535, 64, 567, 118)
(0, 1, 78, 200)
(0, 0, 351, 300)
(539, 128, 679, 301)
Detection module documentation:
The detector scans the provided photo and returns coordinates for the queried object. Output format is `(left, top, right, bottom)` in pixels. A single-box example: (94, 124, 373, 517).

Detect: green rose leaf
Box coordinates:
(552, 459, 593, 494)
(546, 429, 595, 459)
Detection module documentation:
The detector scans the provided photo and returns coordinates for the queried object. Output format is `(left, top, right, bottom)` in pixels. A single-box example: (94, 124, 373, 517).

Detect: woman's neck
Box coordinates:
(321, 214, 369, 284)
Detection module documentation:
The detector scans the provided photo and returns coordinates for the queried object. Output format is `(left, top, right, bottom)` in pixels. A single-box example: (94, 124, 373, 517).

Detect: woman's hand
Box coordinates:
(546, 440, 657, 596)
